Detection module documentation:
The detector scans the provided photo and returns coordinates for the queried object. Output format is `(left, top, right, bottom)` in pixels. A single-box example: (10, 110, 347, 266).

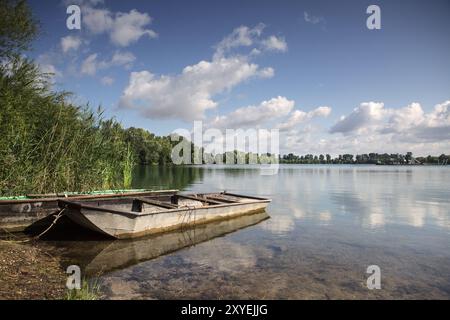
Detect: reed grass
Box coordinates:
(0, 57, 133, 196)
(65, 278, 101, 300)
(123, 143, 134, 189)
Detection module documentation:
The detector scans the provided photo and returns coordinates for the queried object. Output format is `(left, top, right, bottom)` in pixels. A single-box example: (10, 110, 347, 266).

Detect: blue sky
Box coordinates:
(28, 0, 450, 156)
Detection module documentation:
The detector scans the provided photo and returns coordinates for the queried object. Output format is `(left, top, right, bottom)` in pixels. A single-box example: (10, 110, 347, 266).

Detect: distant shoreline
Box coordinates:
(182, 163, 449, 167)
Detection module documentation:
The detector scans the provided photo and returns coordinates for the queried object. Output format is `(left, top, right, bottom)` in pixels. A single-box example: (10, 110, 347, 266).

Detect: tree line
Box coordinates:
(280, 152, 450, 165)
(170, 150, 449, 165)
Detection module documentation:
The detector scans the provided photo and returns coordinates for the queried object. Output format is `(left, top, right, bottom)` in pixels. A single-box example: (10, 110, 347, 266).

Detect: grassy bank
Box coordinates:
(66, 279, 101, 300)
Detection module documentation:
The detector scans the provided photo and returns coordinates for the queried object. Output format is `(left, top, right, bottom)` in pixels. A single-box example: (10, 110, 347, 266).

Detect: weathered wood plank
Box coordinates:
(135, 198, 178, 209)
(177, 194, 222, 205)
(204, 195, 237, 203)
(223, 192, 268, 201)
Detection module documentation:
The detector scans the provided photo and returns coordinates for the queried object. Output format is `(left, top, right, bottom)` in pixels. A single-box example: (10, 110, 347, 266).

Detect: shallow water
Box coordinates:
(44, 165, 450, 299)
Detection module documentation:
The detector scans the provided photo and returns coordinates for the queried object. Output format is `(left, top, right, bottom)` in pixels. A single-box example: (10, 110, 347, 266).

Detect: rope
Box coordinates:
(0, 207, 66, 244)
(179, 204, 198, 246)
(32, 207, 66, 240)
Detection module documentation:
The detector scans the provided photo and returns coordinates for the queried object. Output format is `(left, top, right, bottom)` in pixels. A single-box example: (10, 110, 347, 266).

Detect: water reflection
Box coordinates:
(261, 215, 295, 235)
(131, 165, 204, 190)
(42, 165, 450, 299)
(185, 165, 450, 233)
(180, 238, 273, 274)
(49, 211, 269, 276)
(131, 164, 449, 235)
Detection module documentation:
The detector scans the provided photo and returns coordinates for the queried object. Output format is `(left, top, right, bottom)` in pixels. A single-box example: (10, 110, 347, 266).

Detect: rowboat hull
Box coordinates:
(59, 193, 271, 239)
(0, 190, 177, 232)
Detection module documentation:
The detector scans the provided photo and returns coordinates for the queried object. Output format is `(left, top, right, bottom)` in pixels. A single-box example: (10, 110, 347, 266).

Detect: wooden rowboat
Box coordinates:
(57, 192, 271, 239)
(0, 189, 178, 232)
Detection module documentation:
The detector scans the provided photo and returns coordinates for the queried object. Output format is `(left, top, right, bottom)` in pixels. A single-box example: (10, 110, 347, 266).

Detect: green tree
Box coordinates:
(319, 154, 324, 163)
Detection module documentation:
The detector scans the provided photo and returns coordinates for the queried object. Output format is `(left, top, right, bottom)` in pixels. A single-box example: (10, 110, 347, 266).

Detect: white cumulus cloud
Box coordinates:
(81, 51, 136, 75)
(108, 51, 136, 67)
(214, 24, 265, 58)
(278, 106, 331, 131)
(329, 101, 450, 142)
(81, 53, 99, 75)
(61, 36, 82, 53)
(119, 25, 287, 121)
(385, 101, 450, 142)
(214, 24, 287, 58)
(210, 96, 295, 129)
(329, 102, 386, 134)
(119, 57, 271, 120)
(109, 10, 158, 46)
(101, 76, 114, 86)
(261, 35, 288, 52)
(83, 6, 157, 47)
(303, 11, 325, 25)
(292, 100, 450, 157)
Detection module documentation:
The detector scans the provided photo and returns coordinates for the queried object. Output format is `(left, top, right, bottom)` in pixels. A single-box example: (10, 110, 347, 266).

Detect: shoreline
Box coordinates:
(0, 240, 67, 299)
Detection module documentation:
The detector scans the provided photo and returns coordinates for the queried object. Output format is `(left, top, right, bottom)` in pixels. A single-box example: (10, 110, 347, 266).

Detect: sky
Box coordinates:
(28, 0, 450, 156)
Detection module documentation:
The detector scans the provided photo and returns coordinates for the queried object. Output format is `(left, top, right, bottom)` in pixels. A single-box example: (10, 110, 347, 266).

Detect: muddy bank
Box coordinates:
(0, 240, 66, 299)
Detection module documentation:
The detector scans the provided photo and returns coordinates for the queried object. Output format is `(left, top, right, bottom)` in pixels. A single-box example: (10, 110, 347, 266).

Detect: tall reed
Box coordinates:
(0, 57, 132, 196)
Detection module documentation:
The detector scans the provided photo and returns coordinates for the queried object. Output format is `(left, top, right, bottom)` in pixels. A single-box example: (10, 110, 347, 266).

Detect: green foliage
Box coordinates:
(0, 0, 38, 57)
(280, 152, 450, 165)
(65, 279, 100, 300)
(123, 143, 134, 189)
(0, 57, 137, 195)
(123, 127, 176, 165)
(0, 55, 179, 196)
(0, 0, 180, 195)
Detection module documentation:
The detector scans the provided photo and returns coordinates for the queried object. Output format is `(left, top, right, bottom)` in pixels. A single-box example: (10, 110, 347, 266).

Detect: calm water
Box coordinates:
(46, 165, 450, 299)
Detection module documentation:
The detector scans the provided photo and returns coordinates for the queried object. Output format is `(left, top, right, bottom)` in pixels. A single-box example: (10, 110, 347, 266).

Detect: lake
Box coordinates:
(45, 165, 450, 299)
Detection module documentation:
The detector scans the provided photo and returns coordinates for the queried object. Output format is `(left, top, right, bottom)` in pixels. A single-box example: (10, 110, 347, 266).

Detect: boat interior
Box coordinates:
(66, 192, 267, 214)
